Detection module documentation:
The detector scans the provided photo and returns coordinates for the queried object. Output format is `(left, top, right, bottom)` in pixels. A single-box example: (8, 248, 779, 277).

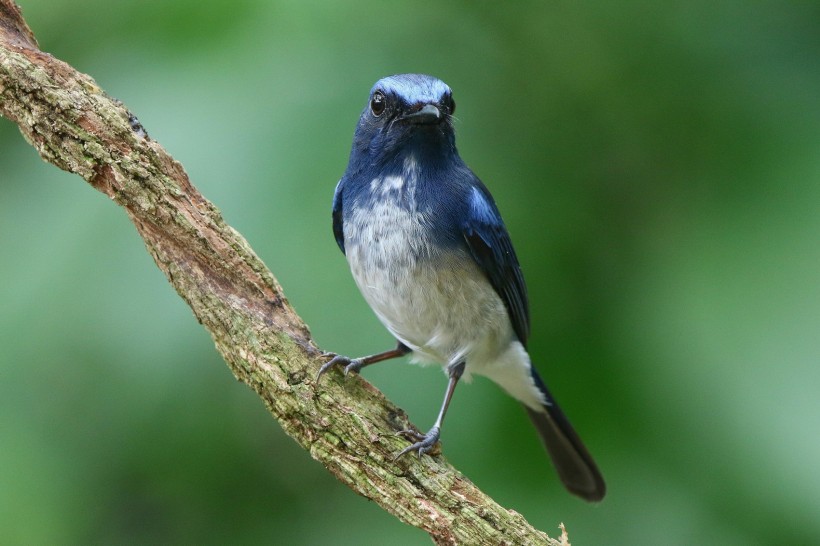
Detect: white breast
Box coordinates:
(344, 173, 546, 409)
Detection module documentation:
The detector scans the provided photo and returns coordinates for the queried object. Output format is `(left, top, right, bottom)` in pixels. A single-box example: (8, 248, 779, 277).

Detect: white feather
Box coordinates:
(345, 170, 546, 410)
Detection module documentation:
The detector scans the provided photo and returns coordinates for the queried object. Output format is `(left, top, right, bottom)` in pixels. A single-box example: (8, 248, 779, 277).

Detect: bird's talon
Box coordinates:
(316, 354, 354, 381)
(396, 429, 424, 442)
(343, 359, 364, 375)
(394, 426, 441, 460)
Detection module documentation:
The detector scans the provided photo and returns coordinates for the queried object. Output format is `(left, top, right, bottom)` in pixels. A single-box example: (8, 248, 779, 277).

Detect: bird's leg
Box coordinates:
(396, 361, 465, 458)
(317, 341, 410, 381)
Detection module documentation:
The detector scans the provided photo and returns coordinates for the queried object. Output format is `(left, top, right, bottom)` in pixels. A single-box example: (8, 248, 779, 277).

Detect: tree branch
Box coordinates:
(0, 3, 564, 544)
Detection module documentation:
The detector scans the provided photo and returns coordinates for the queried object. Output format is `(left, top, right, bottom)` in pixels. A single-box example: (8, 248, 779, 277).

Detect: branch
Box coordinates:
(0, 3, 563, 544)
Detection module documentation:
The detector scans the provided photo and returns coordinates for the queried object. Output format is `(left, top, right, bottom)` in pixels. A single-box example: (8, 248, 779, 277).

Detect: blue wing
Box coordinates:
(462, 185, 530, 346)
(332, 179, 346, 255)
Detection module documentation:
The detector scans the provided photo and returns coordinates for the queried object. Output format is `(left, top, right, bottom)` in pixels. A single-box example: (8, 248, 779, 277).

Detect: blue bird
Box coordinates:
(318, 74, 605, 502)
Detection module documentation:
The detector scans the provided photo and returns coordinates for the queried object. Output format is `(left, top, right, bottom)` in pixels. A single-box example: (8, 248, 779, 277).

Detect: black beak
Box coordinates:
(401, 103, 442, 125)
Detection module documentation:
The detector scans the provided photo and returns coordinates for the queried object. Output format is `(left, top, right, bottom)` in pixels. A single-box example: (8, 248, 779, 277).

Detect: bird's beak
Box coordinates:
(401, 103, 442, 125)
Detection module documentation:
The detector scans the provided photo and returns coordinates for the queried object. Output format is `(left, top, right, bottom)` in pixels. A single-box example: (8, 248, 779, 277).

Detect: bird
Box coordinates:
(317, 73, 605, 502)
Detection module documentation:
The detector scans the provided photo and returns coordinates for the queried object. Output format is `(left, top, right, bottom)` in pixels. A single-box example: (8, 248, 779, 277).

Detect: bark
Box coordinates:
(0, 2, 566, 544)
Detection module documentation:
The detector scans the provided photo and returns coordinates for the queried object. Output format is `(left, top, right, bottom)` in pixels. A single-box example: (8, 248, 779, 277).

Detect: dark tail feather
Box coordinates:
(526, 371, 606, 502)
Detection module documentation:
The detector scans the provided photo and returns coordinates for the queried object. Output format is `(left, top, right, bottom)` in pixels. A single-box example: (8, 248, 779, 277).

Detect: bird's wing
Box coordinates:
(462, 185, 530, 345)
(332, 179, 346, 255)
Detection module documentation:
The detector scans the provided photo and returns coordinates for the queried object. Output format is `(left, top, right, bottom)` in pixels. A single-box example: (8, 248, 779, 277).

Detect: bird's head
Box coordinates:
(350, 74, 457, 167)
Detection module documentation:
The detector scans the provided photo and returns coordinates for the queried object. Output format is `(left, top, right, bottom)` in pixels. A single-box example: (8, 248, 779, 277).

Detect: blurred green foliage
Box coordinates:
(2, 1, 819, 544)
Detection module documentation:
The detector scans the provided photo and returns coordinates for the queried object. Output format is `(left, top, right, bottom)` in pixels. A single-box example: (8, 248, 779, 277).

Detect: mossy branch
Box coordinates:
(0, 3, 565, 544)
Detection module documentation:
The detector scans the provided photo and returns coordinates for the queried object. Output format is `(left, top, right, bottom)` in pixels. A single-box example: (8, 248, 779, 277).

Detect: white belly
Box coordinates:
(348, 199, 497, 354)
(346, 198, 541, 395)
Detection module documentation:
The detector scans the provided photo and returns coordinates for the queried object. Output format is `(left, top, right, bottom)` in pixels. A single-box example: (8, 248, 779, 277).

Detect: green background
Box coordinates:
(2, 1, 819, 544)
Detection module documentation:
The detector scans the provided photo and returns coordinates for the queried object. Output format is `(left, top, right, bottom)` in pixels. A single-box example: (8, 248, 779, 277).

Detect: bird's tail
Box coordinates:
(526, 369, 606, 502)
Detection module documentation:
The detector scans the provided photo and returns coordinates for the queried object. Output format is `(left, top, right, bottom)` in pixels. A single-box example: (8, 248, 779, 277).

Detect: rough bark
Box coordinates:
(0, 2, 566, 544)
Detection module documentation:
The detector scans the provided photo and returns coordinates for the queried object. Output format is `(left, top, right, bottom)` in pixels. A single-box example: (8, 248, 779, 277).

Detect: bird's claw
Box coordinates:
(316, 354, 364, 381)
(395, 426, 441, 459)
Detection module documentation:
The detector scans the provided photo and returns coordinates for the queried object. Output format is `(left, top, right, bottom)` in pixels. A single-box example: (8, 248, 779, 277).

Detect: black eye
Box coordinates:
(370, 91, 386, 116)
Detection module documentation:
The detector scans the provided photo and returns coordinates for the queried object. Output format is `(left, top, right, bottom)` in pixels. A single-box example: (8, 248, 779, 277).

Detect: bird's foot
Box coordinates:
(395, 426, 441, 459)
(316, 353, 365, 381)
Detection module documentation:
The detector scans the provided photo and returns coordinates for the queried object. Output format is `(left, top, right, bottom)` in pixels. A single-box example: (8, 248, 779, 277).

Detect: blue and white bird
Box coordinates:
(318, 74, 605, 501)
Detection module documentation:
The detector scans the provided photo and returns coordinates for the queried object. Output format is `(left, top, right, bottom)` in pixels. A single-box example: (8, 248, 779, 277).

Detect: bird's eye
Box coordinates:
(371, 91, 386, 116)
